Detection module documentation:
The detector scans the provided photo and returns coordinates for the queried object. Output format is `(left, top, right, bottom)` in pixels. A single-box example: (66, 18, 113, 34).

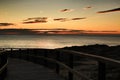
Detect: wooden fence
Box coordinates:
(1, 48, 120, 80)
(0, 50, 8, 80)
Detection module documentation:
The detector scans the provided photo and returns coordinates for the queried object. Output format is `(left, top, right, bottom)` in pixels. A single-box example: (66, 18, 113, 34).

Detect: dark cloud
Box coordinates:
(0, 23, 14, 26)
(60, 9, 74, 12)
(97, 8, 120, 13)
(32, 29, 88, 34)
(24, 17, 47, 21)
(51, 28, 68, 31)
(54, 17, 86, 22)
(41, 29, 84, 34)
(86, 6, 92, 9)
(23, 20, 47, 24)
(101, 31, 118, 32)
(53, 18, 69, 22)
(69, 30, 84, 32)
(23, 17, 48, 24)
(72, 17, 86, 20)
(0, 29, 118, 35)
(84, 6, 92, 10)
(0, 29, 37, 35)
(85, 30, 118, 33)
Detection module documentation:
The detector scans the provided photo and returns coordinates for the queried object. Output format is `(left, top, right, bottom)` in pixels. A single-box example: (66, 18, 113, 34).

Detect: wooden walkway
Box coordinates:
(1, 48, 120, 80)
(5, 58, 64, 80)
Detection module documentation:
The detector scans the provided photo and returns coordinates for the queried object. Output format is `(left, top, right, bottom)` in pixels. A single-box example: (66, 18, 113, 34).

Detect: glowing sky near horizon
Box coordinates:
(0, 0, 120, 34)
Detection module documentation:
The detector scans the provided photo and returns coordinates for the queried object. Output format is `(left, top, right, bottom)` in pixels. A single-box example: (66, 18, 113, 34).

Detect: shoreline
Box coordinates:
(1, 44, 120, 60)
(62, 44, 120, 60)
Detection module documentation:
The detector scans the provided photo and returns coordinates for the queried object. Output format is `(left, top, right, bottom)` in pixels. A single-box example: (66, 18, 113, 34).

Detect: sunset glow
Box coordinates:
(0, 0, 120, 35)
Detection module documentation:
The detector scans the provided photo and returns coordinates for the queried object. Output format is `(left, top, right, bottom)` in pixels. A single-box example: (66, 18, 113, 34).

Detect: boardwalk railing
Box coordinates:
(0, 51, 8, 80)
(58, 49, 120, 80)
(2, 48, 120, 80)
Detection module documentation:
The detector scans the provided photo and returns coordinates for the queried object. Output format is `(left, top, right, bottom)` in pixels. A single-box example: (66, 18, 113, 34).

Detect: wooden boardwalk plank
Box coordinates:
(5, 58, 64, 80)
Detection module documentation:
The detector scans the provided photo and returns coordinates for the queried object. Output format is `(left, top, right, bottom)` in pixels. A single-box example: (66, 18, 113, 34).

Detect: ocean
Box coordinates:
(0, 35, 120, 49)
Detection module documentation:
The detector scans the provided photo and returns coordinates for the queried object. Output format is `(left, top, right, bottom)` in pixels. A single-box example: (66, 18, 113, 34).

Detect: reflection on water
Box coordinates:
(0, 35, 120, 49)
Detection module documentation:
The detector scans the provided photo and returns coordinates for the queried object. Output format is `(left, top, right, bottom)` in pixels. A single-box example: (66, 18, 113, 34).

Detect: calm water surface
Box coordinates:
(0, 35, 120, 49)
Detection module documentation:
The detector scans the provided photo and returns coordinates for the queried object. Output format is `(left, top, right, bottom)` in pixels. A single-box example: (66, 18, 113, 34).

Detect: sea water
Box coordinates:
(0, 35, 120, 49)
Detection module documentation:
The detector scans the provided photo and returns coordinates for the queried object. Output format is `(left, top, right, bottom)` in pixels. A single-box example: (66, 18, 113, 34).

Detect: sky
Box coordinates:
(0, 0, 120, 35)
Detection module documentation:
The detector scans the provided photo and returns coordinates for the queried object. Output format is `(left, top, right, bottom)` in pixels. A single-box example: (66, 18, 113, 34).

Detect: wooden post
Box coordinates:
(0, 51, 8, 80)
(10, 48, 13, 57)
(44, 51, 48, 67)
(98, 61, 106, 80)
(56, 51, 60, 74)
(68, 54, 74, 80)
(2, 48, 5, 51)
(19, 49, 21, 59)
(33, 49, 37, 63)
(26, 49, 29, 60)
(33, 49, 36, 62)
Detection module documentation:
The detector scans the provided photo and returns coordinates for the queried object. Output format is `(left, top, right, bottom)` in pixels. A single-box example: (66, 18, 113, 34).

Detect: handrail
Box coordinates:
(58, 49, 120, 65)
(3, 48, 120, 80)
(23, 54, 91, 80)
(0, 51, 6, 55)
(0, 50, 8, 75)
(0, 60, 8, 74)
(2, 48, 120, 65)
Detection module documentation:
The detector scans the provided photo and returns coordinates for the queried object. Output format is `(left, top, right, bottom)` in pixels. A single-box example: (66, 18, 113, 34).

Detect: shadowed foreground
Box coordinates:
(1, 44, 120, 80)
(5, 58, 64, 80)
